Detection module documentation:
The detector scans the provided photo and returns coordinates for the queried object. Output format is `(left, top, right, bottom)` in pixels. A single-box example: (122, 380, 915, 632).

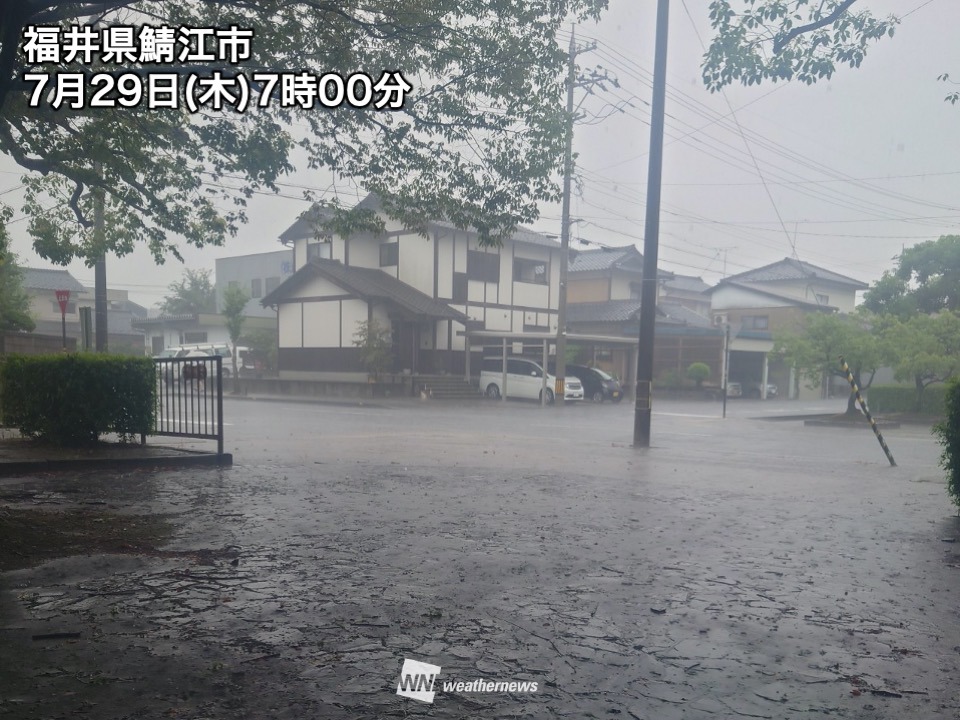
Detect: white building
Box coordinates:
(262, 194, 564, 382)
(215, 249, 294, 318)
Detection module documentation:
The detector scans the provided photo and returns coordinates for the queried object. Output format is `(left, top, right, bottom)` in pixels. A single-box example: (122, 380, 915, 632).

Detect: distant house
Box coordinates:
(21, 268, 147, 353)
(261, 194, 565, 383)
(22, 267, 86, 338)
(660, 275, 711, 317)
(566, 246, 723, 390)
(134, 312, 274, 356)
(706, 257, 868, 399)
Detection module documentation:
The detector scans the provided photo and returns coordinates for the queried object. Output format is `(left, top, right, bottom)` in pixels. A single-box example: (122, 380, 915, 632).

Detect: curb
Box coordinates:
(0, 451, 233, 476)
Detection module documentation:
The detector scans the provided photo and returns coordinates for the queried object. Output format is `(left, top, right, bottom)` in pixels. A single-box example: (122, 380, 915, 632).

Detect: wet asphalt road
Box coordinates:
(1, 396, 959, 719)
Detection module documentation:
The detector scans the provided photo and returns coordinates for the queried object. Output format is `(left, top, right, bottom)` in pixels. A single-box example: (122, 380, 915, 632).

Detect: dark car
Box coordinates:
(552, 364, 624, 403)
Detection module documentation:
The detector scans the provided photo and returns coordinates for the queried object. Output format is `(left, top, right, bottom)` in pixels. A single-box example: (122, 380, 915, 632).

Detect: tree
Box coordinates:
(703, 1, 898, 91)
(878, 312, 960, 412)
(1, 1, 605, 266)
(159, 269, 216, 316)
(774, 311, 887, 415)
(862, 235, 960, 317)
(0, 210, 35, 332)
(686, 362, 710, 388)
(221, 283, 249, 394)
(353, 319, 392, 381)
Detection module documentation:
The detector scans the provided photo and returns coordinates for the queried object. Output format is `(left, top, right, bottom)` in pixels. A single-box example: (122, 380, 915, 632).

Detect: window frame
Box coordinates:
(379, 242, 399, 267)
(468, 250, 500, 283)
(513, 257, 549, 285)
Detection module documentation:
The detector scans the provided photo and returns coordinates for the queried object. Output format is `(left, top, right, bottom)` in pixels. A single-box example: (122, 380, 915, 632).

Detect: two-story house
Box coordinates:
(706, 257, 868, 399)
(261, 194, 565, 385)
(565, 245, 724, 391)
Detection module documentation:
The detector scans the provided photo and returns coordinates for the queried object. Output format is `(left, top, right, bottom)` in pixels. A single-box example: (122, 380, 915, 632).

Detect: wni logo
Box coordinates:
(396, 658, 442, 704)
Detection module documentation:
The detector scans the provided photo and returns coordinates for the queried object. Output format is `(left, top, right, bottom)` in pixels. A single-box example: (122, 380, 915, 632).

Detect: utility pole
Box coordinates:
(93, 162, 107, 352)
(633, 0, 670, 447)
(554, 27, 577, 408)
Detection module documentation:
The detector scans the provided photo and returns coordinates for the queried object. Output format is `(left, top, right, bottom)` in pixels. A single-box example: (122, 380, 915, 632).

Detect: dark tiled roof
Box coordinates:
(663, 274, 710, 294)
(278, 205, 337, 244)
(22, 267, 85, 293)
(567, 300, 644, 323)
(262, 259, 467, 322)
(132, 314, 198, 327)
(657, 302, 713, 327)
(568, 246, 637, 273)
(723, 257, 868, 289)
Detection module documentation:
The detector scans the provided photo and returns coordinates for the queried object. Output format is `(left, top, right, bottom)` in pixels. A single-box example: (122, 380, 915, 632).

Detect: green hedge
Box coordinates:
(0, 354, 156, 446)
(866, 384, 950, 416)
(935, 379, 960, 508)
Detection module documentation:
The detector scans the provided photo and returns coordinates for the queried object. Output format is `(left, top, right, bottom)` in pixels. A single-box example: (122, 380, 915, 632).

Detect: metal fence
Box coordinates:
(154, 356, 224, 455)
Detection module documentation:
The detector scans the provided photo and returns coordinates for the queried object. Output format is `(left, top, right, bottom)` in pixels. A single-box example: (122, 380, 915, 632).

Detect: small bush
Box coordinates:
(867, 385, 950, 416)
(686, 362, 711, 387)
(0, 354, 155, 446)
(935, 379, 960, 508)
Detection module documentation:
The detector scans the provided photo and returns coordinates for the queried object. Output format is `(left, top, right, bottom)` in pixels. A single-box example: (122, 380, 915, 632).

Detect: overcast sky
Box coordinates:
(5, 0, 957, 309)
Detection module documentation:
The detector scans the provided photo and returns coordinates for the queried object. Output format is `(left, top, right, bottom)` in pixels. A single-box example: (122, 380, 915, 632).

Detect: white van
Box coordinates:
(480, 357, 583, 403)
(154, 343, 252, 381)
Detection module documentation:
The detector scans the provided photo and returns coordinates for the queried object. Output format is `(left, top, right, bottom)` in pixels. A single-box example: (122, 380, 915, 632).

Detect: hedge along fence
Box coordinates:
(0, 354, 156, 446)
(866, 384, 951, 416)
(935, 379, 960, 508)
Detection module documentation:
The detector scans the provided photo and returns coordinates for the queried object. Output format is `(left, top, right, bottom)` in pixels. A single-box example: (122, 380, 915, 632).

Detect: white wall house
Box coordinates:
(706, 258, 868, 400)
(262, 194, 564, 381)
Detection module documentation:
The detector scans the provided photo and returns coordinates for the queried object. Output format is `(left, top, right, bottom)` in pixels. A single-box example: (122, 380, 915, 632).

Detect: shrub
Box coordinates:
(866, 384, 950, 416)
(686, 362, 711, 387)
(0, 354, 155, 446)
(935, 379, 960, 508)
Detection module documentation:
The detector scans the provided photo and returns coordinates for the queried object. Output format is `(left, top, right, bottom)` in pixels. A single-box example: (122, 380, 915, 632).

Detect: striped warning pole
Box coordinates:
(839, 355, 896, 467)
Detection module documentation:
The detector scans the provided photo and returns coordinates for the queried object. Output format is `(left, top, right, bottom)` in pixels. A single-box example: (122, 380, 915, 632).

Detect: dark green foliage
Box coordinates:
(686, 362, 711, 387)
(867, 385, 950, 416)
(0, 354, 155, 446)
(160, 269, 217, 316)
(703, 1, 898, 91)
(2, 0, 606, 265)
(934, 379, 960, 508)
(863, 236, 960, 317)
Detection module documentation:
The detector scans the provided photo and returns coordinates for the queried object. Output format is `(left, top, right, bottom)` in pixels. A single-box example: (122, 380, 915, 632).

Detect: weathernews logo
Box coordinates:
(396, 657, 539, 705)
(396, 658, 441, 703)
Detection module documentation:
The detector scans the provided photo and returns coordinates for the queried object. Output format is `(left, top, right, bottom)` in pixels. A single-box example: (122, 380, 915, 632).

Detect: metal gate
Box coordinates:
(153, 356, 224, 455)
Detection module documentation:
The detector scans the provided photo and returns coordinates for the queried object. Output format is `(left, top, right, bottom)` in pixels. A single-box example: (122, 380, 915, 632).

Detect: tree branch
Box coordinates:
(773, 0, 859, 54)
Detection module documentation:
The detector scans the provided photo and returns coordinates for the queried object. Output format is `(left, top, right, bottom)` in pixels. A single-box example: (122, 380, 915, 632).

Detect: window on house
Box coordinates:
(307, 241, 332, 260)
(380, 242, 399, 267)
(452, 273, 468, 303)
(514, 258, 548, 285)
(468, 250, 499, 283)
(815, 293, 829, 305)
(251, 278, 262, 298)
(265, 276, 281, 294)
(741, 315, 769, 331)
(183, 331, 208, 343)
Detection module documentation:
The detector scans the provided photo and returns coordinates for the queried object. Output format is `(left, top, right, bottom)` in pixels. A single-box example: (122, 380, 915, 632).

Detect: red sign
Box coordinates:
(55, 289, 70, 315)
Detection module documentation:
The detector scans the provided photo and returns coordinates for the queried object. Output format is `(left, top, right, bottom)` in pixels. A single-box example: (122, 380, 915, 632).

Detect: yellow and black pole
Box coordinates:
(839, 355, 896, 467)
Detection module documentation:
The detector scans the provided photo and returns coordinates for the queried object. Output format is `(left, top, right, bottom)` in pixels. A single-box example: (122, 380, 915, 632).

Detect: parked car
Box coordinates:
(549, 364, 623, 403)
(480, 357, 583, 403)
(740, 382, 778, 399)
